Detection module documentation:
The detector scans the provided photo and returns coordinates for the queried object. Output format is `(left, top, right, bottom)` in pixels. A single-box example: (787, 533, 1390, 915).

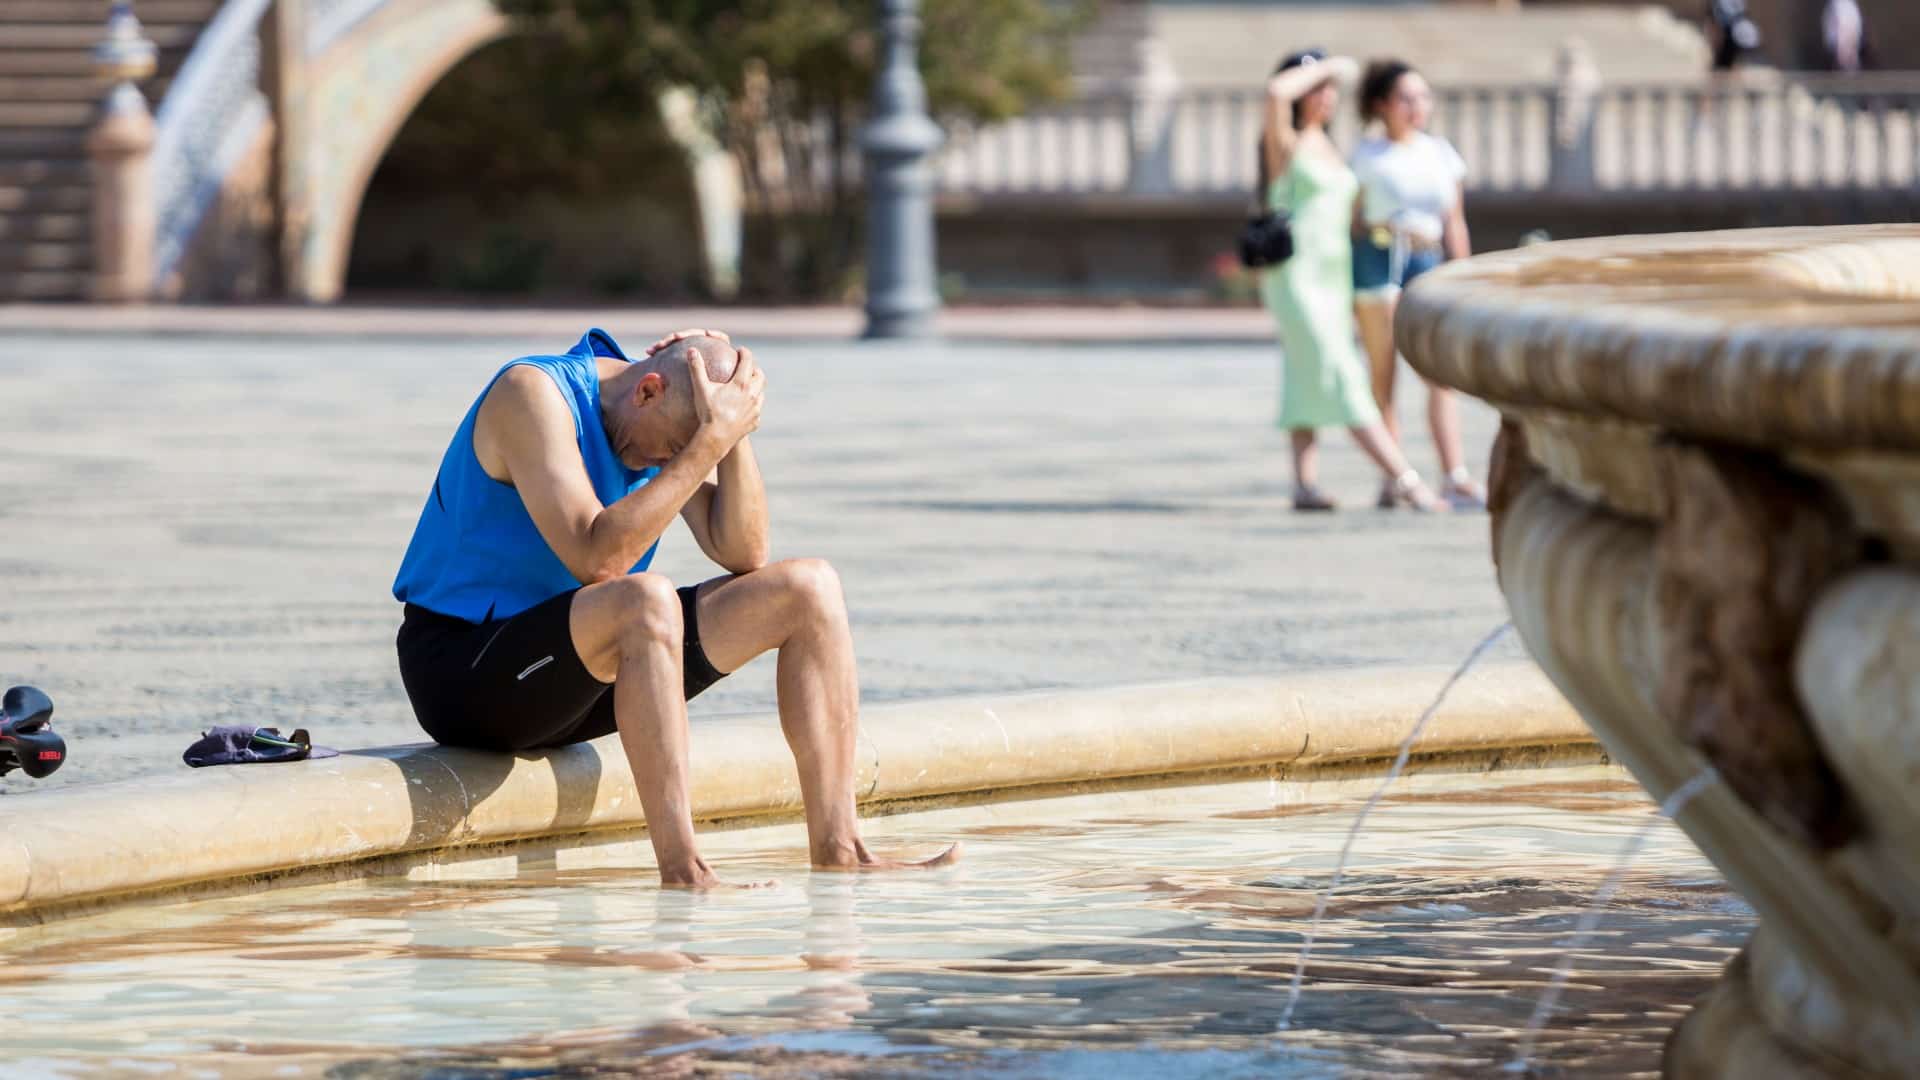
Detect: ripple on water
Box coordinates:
(0, 767, 1746, 1077)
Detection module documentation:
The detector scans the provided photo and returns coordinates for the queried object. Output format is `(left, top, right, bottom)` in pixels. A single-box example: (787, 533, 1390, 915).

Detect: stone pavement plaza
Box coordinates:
(0, 326, 1520, 792)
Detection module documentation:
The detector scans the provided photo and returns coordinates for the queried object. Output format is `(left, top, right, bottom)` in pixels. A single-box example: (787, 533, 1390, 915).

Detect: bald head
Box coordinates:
(650, 335, 740, 387)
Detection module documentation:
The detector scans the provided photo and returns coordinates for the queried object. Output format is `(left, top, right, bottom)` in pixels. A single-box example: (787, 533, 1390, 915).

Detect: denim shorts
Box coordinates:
(1354, 234, 1443, 297)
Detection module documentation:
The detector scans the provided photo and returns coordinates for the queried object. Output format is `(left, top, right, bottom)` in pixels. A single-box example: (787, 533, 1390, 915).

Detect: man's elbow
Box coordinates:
(722, 540, 771, 576)
(575, 515, 632, 585)
(724, 553, 770, 577)
(578, 556, 627, 587)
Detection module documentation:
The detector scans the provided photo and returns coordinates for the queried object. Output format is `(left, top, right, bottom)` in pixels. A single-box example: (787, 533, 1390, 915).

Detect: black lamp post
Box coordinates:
(861, 0, 943, 339)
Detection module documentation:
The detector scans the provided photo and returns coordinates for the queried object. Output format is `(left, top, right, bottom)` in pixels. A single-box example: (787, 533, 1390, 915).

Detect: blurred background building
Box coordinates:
(3, 0, 1916, 305)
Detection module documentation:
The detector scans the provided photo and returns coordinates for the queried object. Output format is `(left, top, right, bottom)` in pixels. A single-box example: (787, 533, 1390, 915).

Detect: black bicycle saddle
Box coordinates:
(0, 686, 65, 779)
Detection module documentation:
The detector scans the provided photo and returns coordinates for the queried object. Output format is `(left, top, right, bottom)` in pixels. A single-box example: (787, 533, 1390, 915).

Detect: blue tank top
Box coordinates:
(392, 328, 660, 622)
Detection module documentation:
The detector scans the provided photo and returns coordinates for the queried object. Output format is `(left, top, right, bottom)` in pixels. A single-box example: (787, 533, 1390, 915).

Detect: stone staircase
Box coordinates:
(1069, 0, 1158, 92)
(0, 0, 217, 300)
(1148, 3, 1711, 88)
(1065, 2, 1710, 93)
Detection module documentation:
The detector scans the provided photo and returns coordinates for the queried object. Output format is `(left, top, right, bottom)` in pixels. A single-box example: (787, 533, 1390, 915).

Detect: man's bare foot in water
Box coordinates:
(812, 839, 963, 872)
(659, 856, 774, 891)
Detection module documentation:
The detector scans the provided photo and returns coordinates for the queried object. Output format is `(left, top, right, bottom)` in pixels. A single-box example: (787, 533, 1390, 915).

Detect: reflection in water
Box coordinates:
(795, 877, 873, 1024)
(0, 768, 1750, 1077)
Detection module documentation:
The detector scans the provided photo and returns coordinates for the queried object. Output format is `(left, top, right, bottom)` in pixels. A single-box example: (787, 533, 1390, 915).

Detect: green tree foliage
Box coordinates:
(494, 0, 1096, 297)
(497, 0, 1090, 125)
(364, 36, 691, 202)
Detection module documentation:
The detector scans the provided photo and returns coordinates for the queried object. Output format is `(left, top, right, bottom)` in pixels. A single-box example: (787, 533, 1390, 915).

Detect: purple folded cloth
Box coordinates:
(183, 725, 339, 767)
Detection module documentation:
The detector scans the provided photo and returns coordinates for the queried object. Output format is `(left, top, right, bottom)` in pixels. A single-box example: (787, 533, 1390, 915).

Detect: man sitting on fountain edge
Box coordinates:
(391, 327, 960, 888)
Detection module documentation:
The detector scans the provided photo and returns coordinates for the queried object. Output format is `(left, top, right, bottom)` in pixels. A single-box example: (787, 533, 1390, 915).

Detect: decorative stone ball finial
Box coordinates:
(87, 0, 159, 303)
(93, 1, 158, 91)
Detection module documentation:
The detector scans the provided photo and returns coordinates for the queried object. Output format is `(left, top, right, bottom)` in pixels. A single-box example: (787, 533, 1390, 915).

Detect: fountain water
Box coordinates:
(1507, 767, 1721, 1073)
(1276, 621, 1514, 1031)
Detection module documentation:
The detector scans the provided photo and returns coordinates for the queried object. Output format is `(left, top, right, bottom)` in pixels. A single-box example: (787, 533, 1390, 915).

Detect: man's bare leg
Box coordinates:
(570, 572, 734, 889)
(693, 558, 959, 871)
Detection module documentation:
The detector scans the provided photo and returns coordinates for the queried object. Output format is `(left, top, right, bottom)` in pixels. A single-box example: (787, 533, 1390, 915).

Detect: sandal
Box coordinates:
(1293, 485, 1338, 512)
(1442, 467, 1488, 511)
(1376, 477, 1398, 510)
(1389, 469, 1449, 513)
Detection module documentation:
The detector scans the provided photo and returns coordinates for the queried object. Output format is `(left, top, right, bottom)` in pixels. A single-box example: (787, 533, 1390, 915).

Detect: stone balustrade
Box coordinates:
(766, 67, 1920, 207)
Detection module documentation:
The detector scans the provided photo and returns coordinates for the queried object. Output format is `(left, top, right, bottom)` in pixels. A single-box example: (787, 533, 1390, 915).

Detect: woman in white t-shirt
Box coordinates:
(1349, 60, 1487, 510)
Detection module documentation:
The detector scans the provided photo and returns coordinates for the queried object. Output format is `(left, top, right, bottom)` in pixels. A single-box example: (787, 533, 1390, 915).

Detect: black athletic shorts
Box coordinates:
(396, 585, 727, 752)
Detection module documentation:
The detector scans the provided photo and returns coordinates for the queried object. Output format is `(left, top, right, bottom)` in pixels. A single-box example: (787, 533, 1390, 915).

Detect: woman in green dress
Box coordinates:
(1258, 50, 1444, 512)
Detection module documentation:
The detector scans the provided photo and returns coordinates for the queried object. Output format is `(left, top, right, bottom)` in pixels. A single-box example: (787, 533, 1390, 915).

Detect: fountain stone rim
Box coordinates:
(1399, 223, 1920, 457)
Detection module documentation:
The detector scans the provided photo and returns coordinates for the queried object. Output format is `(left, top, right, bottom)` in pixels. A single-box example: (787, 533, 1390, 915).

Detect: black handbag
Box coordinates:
(1237, 211, 1293, 269)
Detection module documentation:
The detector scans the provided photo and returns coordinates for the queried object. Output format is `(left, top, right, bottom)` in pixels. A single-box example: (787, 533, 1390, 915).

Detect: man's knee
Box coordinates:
(611, 572, 682, 651)
(776, 557, 845, 620)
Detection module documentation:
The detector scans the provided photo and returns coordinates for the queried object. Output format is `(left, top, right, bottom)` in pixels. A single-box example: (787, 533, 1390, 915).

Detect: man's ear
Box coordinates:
(634, 370, 667, 407)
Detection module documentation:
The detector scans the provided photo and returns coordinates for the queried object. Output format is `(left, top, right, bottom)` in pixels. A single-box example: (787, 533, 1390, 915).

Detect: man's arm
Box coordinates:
(479, 365, 732, 584)
(679, 435, 770, 575)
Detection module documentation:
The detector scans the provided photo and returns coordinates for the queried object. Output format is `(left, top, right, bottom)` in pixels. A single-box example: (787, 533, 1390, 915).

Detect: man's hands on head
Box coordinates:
(687, 343, 765, 455)
(656, 334, 770, 576)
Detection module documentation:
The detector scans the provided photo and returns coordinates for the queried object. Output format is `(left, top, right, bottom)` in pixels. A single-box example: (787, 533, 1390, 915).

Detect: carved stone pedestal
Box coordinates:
(1401, 225, 1920, 1076)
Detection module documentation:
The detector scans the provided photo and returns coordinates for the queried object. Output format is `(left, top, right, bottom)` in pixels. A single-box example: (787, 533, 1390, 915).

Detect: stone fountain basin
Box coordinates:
(1399, 223, 1920, 1076)
(0, 667, 1583, 929)
(0, 669, 1641, 1074)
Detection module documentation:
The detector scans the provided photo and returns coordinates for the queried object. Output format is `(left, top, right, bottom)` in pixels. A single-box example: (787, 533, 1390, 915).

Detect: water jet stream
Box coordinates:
(1506, 766, 1721, 1073)
(1276, 621, 1515, 1031)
